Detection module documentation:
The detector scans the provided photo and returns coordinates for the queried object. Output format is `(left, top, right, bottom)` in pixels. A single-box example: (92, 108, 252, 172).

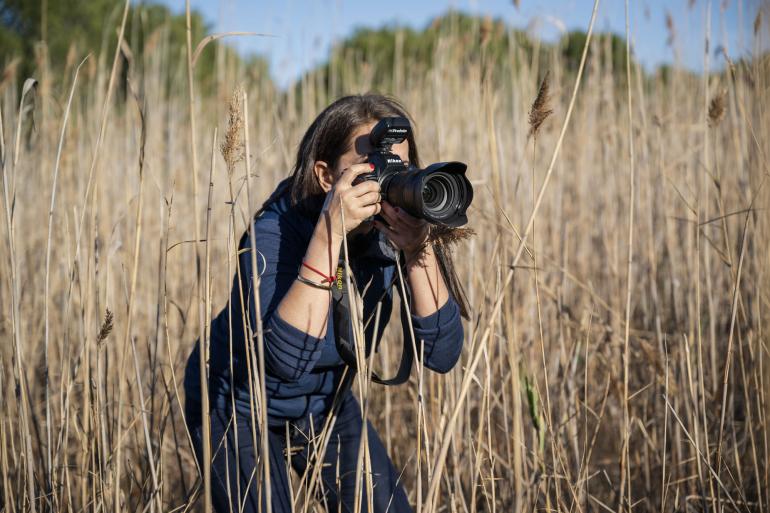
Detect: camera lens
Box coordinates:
(380, 161, 472, 227)
(422, 172, 461, 221)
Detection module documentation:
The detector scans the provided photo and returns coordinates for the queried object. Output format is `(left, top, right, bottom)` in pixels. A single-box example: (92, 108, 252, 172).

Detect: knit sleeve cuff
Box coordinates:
(407, 296, 464, 374)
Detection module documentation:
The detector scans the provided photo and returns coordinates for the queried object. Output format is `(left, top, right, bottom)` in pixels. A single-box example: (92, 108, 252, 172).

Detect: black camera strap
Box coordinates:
(331, 257, 413, 386)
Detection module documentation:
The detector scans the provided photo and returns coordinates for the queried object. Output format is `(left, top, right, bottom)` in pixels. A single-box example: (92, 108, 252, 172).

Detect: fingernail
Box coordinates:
(369, 163, 375, 170)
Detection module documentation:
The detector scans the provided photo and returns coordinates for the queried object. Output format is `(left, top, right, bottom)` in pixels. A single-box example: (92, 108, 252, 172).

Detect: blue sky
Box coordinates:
(156, 0, 765, 87)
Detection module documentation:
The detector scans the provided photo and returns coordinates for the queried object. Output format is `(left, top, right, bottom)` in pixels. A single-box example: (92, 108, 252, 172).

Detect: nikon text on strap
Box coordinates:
(331, 258, 413, 386)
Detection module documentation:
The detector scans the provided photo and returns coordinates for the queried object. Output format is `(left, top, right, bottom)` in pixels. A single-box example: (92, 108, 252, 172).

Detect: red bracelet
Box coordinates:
(301, 261, 335, 284)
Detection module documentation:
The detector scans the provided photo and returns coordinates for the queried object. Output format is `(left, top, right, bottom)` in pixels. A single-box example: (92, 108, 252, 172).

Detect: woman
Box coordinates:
(184, 94, 469, 513)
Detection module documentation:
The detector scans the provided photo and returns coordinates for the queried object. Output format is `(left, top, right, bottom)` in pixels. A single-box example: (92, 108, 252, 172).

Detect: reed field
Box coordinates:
(0, 1, 768, 512)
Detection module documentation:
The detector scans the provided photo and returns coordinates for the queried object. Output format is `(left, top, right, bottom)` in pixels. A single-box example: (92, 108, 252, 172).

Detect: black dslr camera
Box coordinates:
(356, 117, 473, 227)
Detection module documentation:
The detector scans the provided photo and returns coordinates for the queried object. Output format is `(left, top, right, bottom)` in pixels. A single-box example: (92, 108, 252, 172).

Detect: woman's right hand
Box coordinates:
(322, 163, 382, 237)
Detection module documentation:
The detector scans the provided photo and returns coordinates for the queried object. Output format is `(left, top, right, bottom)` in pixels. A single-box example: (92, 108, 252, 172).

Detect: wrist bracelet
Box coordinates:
(301, 261, 335, 284)
(296, 274, 333, 290)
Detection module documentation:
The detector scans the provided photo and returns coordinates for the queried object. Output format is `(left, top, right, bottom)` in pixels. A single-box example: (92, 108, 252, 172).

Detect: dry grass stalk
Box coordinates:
(185, 0, 212, 510)
(480, 16, 493, 47)
(617, 2, 637, 509)
(43, 55, 87, 494)
(0, 57, 20, 91)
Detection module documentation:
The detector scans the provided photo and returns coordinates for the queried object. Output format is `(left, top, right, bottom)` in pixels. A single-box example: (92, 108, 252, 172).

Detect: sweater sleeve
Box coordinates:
(239, 214, 327, 382)
(400, 292, 464, 374)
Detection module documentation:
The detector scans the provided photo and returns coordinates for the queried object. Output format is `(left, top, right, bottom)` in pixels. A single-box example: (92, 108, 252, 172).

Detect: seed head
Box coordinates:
(528, 71, 553, 138)
(97, 308, 114, 347)
(221, 85, 245, 173)
(754, 10, 762, 36)
(708, 89, 727, 127)
(665, 11, 676, 46)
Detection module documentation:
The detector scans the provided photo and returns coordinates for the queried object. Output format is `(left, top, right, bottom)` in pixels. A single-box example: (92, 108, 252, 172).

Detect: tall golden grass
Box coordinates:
(0, 2, 768, 512)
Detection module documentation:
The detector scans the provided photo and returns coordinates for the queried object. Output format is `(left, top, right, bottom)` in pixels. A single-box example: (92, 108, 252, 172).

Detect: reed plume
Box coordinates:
(708, 88, 727, 127)
(96, 308, 114, 346)
(221, 85, 245, 173)
(754, 10, 762, 36)
(666, 11, 676, 46)
(528, 71, 553, 138)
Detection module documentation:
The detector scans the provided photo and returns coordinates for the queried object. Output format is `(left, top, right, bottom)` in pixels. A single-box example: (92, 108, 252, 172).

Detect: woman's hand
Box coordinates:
(322, 163, 382, 238)
(374, 201, 430, 259)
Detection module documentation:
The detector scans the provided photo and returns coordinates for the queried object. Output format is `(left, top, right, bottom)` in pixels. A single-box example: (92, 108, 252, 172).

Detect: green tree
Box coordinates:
(0, 0, 119, 73)
(0, 0, 270, 94)
(303, 12, 638, 99)
(559, 30, 634, 76)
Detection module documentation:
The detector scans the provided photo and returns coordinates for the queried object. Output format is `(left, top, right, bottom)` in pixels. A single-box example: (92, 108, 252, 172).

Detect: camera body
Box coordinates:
(359, 117, 412, 183)
(358, 117, 473, 227)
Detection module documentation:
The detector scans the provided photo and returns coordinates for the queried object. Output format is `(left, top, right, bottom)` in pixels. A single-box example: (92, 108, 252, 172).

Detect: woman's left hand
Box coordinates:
(374, 201, 430, 258)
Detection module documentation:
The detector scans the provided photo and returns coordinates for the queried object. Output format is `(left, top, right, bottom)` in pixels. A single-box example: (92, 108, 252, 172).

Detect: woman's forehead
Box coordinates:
(347, 122, 376, 155)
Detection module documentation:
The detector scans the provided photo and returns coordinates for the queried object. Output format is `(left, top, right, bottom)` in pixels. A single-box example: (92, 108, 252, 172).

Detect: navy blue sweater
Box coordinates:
(184, 187, 464, 426)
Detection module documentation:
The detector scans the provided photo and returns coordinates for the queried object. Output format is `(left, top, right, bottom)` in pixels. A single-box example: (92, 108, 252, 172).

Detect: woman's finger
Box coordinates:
(355, 190, 381, 206)
(346, 201, 379, 220)
(382, 201, 424, 229)
(381, 200, 396, 216)
(380, 201, 400, 224)
(354, 203, 380, 220)
(382, 200, 420, 227)
(350, 179, 380, 197)
(338, 163, 375, 187)
(382, 207, 413, 233)
(373, 220, 397, 241)
(379, 207, 398, 228)
(381, 202, 414, 229)
(394, 207, 424, 228)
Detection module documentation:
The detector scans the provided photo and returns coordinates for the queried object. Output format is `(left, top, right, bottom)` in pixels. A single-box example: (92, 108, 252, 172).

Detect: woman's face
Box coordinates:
(317, 120, 411, 191)
(313, 119, 413, 236)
